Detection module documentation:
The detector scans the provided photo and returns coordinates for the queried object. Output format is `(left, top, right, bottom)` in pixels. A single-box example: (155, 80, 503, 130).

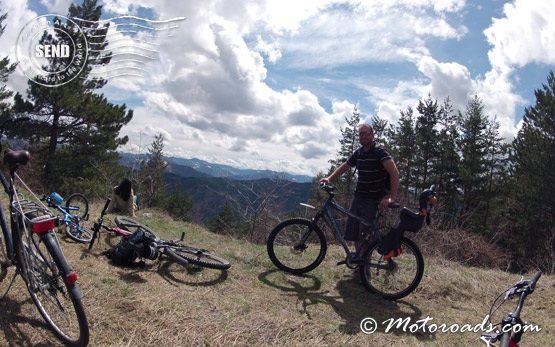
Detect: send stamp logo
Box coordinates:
(15, 14, 185, 87)
(16, 14, 88, 87)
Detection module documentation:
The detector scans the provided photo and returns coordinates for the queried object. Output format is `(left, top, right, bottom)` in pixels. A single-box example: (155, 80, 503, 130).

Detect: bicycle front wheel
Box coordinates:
(65, 193, 89, 219)
(266, 218, 327, 275)
(361, 236, 424, 300)
(114, 215, 155, 234)
(65, 222, 94, 243)
(166, 245, 231, 270)
(18, 231, 89, 346)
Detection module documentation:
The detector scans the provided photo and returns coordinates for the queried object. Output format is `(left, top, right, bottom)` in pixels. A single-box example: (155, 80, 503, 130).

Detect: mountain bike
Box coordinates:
(88, 198, 231, 270)
(480, 271, 542, 347)
(267, 183, 437, 300)
(43, 191, 93, 243)
(0, 148, 89, 346)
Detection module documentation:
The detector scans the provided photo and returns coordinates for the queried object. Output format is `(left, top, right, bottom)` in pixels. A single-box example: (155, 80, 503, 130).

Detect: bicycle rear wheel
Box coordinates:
(17, 230, 89, 346)
(65, 193, 88, 219)
(65, 221, 94, 243)
(166, 245, 231, 270)
(266, 218, 327, 275)
(361, 236, 424, 300)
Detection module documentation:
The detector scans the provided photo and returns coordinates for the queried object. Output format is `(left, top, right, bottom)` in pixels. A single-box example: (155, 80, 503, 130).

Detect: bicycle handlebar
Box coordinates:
(505, 270, 542, 300)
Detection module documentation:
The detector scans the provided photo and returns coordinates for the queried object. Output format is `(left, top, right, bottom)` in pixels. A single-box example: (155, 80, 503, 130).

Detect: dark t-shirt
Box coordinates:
(347, 143, 392, 198)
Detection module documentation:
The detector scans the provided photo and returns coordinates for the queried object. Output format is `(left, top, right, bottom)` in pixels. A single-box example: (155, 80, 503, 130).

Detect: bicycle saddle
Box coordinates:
(4, 149, 31, 166)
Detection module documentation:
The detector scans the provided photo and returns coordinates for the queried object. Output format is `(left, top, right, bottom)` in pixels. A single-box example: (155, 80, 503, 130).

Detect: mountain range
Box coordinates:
(119, 152, 314, 223)
(119, 153, 313, 183)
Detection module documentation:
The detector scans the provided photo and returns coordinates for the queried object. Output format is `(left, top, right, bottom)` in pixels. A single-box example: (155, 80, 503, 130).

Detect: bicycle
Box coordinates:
(88, 198, 231, 270)
(480, 271, 542, 347)
(0, 148, 89, 346)
(266, 183, 437, 300)
(43, 191, 93, 243)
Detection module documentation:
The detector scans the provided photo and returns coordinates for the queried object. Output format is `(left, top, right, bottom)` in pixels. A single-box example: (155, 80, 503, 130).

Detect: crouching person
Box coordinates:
(106, 178, 136, 217)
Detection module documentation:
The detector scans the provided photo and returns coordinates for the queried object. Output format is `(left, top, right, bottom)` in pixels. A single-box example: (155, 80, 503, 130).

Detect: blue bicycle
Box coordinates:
(43, 192, 93, 243)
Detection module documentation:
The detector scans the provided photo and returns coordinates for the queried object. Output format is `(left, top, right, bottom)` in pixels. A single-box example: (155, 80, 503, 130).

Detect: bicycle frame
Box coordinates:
(0, 165, 60, 271)
(0, 165, 17, 264)
(308, 187, 383, 260)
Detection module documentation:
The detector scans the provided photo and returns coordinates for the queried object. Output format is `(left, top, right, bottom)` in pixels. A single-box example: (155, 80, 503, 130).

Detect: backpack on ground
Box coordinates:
(105, 228, 159, 266)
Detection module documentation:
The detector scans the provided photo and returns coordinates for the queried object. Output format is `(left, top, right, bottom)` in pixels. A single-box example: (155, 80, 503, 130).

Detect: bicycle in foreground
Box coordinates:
(480, 271, 542, 347)
(0, 148, 89, 346)
(267, 183, 437, 300)
(88, 198, 231, 270)
(43, 191, 93, 243)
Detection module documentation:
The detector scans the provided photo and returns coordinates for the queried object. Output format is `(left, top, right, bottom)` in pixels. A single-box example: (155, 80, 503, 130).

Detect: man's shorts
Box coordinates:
(344, 196, 379, 241)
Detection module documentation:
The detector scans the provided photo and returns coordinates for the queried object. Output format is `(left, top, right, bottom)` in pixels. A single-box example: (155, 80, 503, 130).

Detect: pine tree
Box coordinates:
(435, 98, 462, 227)
(507, 71, 555, 273)
(9, 0, 132, 195)
(0, 9, 17, 134)
(164, 183, 192, 221)
(414, 95, 440, 193)
(210, 203, 237, 234)
(327, 107, 360, 194)
(140, 133, 167, 207)
(389, 106, 417, 195)
(457, 96, 490, 228)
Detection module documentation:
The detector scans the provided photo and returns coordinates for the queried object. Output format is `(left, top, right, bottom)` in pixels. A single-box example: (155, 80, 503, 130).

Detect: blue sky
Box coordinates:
(2, 0, 554, 176)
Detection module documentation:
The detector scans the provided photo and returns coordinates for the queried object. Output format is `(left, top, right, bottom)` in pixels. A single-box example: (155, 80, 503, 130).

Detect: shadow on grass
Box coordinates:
(0, 294, 57, 347)
(258, 269, 436, 342)
(155, 259, 229, 287)
(81, 242, 229, 287)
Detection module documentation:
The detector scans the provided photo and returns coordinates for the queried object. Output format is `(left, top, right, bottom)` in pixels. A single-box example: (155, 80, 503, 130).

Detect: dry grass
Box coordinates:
(1, 202, 554, 346)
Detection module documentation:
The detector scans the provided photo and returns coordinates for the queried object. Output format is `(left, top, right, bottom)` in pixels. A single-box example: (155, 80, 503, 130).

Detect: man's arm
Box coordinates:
(320, 161, 351, 184)
(381, 158, 400, 209)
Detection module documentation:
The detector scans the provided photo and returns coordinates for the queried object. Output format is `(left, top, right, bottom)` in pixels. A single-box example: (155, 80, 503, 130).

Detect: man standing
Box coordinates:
(320, 123, 400, 248)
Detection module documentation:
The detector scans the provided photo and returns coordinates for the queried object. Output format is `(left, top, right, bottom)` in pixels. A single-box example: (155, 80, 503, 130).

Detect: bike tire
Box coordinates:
(65, 222, 94, 243)
(114, 215, 155, 234)
(17, 230, 89, 346)
(361, 236, 424, 300)
(65, 193, 89, 219)
(166, 245, 231, 270)
(266, 218, 327, 275)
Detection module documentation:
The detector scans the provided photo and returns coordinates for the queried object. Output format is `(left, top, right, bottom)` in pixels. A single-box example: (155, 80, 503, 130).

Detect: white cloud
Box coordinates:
(416, 56, 474, 109)
(6, 0, 553, 175)
(0, 0, 40, 95)
(484, 0, 555, 70)
(476, 0, 555, 139)
(40, 0, 72, 14)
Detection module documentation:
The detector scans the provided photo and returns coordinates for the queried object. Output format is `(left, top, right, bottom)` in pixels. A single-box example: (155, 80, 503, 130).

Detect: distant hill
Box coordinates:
(118, 152, 314, 223)
(118, 152, 313, 183)
(165, 173, 312, 223)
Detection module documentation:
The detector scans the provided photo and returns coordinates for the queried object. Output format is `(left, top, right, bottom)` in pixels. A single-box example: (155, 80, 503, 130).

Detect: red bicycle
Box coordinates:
(88, 199, 230, 270)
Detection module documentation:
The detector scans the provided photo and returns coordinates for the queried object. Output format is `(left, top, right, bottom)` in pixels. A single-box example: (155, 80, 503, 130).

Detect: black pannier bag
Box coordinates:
(378, 208, 426, 257)
(397, 207, 425, 233)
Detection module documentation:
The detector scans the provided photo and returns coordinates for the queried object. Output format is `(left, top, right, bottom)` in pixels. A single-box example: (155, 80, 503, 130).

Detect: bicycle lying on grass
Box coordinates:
(480, 271, 542, 347)
(0, 148, 89, 346)
(43, 191, 93, 243)
(88, 198, 231, 270)
(267, 183, 437, 300)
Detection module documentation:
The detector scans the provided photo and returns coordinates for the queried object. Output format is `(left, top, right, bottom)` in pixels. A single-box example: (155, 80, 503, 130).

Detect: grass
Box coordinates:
(1, 201, 554, 346)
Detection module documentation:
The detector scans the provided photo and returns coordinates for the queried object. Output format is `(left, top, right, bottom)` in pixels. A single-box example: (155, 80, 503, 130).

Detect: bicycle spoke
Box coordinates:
(267, 218, 327, 274)
(362, 238, 424, 300)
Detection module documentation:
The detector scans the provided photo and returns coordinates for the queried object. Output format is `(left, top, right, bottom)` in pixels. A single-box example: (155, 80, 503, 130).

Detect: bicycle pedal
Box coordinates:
(337, 260, 347, 266)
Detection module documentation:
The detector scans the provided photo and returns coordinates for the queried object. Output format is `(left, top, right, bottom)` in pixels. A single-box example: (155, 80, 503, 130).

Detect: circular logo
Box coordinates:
(360, 317, 378, 334)
(15, 14, 88, 87)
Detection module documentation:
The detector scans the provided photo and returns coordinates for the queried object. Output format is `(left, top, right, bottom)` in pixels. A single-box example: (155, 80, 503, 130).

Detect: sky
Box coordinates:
(1, 0, 554, 176)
